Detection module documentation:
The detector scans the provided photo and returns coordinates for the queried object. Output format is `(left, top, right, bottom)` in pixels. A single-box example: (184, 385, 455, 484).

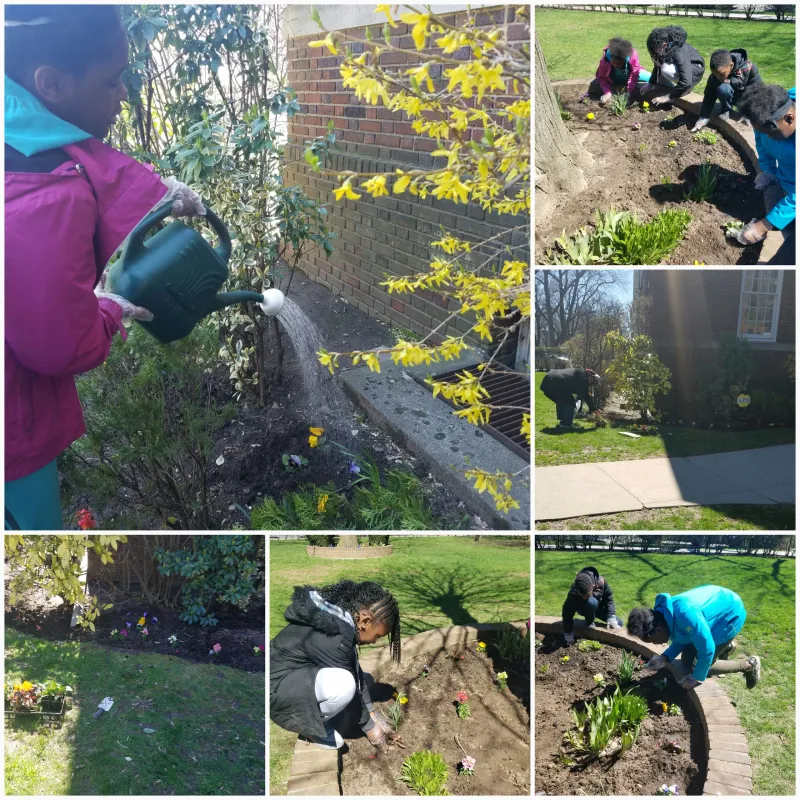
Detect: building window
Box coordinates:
(738, 270, 783, 342)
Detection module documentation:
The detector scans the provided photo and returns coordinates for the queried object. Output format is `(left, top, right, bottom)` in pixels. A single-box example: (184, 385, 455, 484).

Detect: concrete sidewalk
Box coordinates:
(535, 445, 795, 521)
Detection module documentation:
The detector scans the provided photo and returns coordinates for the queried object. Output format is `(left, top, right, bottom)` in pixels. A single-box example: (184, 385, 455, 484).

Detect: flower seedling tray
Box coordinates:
(5, 698, 68, 727)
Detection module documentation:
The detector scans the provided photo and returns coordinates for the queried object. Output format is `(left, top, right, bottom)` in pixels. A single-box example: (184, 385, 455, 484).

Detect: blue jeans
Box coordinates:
(5, 459, 62, 530)
(556, 402, 575, 427)
(679, 636, 738, 670)
(717, 82, 734, 114)
(574, 596, 623, 627)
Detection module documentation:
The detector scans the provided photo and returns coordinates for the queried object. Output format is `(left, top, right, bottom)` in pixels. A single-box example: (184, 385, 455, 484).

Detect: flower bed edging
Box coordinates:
(306, 545, 394, 560)
(534, 615, 753, 796)
(549, 79, 783, 264)
(285, 621, 528, 797)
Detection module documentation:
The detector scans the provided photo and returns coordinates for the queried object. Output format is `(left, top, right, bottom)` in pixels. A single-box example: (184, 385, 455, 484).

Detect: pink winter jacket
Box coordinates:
(595, 47, 643, 95)
(5, 139, 168, 482)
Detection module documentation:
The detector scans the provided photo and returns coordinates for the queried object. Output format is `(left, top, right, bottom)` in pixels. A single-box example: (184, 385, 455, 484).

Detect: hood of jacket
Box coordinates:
(284, 585, 353, 637)
(729, 48, 748, 70)
(653, 592, 675, 632)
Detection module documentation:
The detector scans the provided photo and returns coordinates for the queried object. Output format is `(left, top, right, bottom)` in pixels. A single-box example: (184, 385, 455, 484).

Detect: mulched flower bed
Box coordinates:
(535, 633, 706, 796)
(340, 635, 530, 796)
(536, 90, 764, 265)
(5, 580, 265, 673)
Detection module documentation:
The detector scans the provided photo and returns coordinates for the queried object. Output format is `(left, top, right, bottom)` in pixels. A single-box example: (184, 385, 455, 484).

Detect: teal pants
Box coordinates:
(5, 459, 62, 530)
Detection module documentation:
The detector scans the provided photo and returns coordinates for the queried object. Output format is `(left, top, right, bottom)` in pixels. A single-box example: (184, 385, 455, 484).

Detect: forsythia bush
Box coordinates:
(306, 5, 530, 513)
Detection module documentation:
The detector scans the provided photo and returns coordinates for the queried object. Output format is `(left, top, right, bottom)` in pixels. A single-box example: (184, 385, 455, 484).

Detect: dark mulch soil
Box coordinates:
(339, 636, 530, 796)
(4, 579, 265, 673)
(534, 634, 705, 796)
(64, 275, 479, 530)
(536, 91, 764, 265)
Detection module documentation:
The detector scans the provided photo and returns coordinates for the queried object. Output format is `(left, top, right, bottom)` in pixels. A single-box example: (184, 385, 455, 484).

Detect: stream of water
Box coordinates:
(276, 297, 355, 447)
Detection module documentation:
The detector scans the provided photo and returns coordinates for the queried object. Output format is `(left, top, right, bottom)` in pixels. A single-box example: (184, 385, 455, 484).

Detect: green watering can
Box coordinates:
(107, 203, 284, 344)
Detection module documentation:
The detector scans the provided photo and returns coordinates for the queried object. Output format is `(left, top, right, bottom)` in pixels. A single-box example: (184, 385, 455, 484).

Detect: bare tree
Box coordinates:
(535, 270, 622, 347)
(742, 5, 759, 18)
(769, 4, 795, 20)
(629, 292, 653, 337)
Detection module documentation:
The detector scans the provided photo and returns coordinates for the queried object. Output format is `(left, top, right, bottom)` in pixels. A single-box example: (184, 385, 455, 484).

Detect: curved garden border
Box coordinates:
(549, 80, 785, 264)
(534, 616, 753, 796)
(306, 545, 394, 560)
(285, 621, 528, 797)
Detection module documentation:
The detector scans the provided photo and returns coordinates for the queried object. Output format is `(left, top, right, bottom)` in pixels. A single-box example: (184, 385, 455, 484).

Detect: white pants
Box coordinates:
(315, 667, 356, 720)
(656, 62, 677, 86)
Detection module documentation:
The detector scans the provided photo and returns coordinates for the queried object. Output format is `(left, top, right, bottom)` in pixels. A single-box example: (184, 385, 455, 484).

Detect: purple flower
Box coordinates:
(289, 454, 302, 468)
(143, 612, 148, 618)
(125, 622, 132, 628)
(126, 612, 131, 616)
(153, 617, 158, 624)
(121, 630, 128, 637)
(348, 460, 361, 475)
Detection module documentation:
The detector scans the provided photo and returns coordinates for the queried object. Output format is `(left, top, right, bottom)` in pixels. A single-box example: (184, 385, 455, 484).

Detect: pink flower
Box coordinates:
(212, 643, 222, 653)
(142, 628, 149, 636)
(121, 630, 128, 637)
(456, 691, 468, 704)
(259, 644, 265, 652)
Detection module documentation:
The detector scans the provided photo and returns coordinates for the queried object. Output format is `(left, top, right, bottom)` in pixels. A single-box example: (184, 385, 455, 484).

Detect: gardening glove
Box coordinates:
(651, 95, 670, 107)
(563, 632, 575, 646)
(678, 674, 701, 691)
(607, 617, 621, 631)
(736, 218, 770, 245)
(754, 172, 778, 191)
(600, 92, 613, 105)
(691, 117, 710, 133)
(369, 710, 392, 737)
(94, 290, 154, 323)
(645, 655, 667, 671)
(160, 176, 207, 217)
(365, 723, 389, 753)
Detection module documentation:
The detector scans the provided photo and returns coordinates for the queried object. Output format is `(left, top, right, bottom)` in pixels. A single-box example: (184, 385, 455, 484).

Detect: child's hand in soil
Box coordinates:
(369, 710, 392, 736)
(365, 724, 389, 753)
(387, 731, 406, 749)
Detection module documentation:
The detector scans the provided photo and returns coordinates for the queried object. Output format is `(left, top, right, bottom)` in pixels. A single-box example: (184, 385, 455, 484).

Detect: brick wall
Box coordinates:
(283, 5, 529, 356)
(644, 270, 795, 419)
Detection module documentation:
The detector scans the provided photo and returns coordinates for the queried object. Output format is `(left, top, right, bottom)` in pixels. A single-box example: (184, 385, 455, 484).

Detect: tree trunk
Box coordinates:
(338, 535, 358, 548)
(534, 35, 591, 227)
(543, 271, 555, 346)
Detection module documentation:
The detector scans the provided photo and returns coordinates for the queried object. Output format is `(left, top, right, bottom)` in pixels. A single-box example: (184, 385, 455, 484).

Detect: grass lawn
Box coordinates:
(534, 549, 795, 796)
(535, 504, 796, 530)
(535, 372, 795, 467)
(5, 631, 265, 795)
(536, 8, 796, 89)
(269, 534, 531, 794)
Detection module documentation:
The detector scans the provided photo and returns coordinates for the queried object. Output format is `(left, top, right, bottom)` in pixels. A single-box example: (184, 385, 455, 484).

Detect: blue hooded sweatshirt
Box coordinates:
(655, 585, 746, 682)
(755, 86, 796, 231)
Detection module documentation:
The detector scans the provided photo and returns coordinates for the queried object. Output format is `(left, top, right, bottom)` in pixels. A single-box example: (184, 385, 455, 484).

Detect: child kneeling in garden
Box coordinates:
(728, 83, 795, 264)
(641, 25, 705, 107)
(562, 567, 624, 645)
(588, 37, 651, 105)
(270, 580, 401, 752)
(627, 585, 761, 690)
(692, 47, 762, 132)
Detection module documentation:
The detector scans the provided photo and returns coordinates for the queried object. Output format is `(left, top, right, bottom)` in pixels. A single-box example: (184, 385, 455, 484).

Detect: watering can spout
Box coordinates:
(212, 290, 266, 311)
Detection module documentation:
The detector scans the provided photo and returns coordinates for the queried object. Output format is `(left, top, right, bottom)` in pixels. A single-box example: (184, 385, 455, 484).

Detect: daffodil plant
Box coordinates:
(307, 5, 530, 515)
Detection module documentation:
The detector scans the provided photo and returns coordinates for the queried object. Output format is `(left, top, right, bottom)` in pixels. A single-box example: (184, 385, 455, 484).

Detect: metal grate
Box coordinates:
(415, 364, 530, 462)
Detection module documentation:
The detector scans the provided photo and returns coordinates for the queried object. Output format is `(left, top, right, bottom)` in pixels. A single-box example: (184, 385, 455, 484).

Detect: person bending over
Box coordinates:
(540, 367, 601, 430)
(562, 566, 624, 645)
(641, 26, 705, 107)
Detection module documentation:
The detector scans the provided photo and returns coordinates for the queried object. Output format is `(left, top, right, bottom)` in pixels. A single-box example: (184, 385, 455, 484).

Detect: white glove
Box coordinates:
(651, 95, 670, 106)
(600, 92, 612, 105)
(691, 117, 710, 133)
(160, 176, 207, 217)
(95, 290, 154, 323)
(564, 632, 575, 645)
(608, 617, 621, 630)
(679, 674, 701, 690)
(754, 172, 778, 191)
(736, 218, 769, 245)
(645, 655, 667, 671)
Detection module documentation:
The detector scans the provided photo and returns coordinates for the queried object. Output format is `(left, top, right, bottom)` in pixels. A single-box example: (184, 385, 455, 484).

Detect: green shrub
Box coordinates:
(306, 535, 341, 547)
(496, 624, 529, 662)
(251, 462, 442, 530)
(60, 322, 235, 529)
(401, 750, 450, 796)
(368, 535, 391, 546)
(697, 334, 753, 422)
(560, 108, 573, 121)
(578, 639, 603, 652)
(154, 535, 263, 627)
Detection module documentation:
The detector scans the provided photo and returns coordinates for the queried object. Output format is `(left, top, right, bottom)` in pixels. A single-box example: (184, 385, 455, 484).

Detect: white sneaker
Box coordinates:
(304, 721, 344, 749)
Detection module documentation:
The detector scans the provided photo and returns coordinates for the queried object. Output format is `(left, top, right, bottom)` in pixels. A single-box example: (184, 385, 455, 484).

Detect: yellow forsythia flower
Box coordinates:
(375, 4, 397, 28)
(362, 175, 389, 198)
(333, 179, 361, 201)
(317, 494, 329, 513)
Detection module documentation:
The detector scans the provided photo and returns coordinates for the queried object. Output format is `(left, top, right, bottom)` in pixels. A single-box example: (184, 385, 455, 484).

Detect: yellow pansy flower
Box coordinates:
(308, 435, 319, 448)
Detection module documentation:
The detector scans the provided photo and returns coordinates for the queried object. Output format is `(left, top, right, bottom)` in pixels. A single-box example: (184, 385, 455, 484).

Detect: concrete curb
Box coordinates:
(285, 621, 529, 796)
(550, 79, 784, 263)
(534, 616, 753, 796)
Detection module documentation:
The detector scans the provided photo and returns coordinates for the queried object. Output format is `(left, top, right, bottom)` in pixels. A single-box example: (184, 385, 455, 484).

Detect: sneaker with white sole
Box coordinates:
(718, 639, 738, 660)
(303, 721, 344, 749)
(745, 655, 761, 689)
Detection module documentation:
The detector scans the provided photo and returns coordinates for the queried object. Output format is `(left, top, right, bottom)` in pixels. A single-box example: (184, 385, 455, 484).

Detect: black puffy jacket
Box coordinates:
(270, 586, 372, 738)
(699, 48, 762, 118)
(541, 368, 595, 409)
(648, 26, 705, 99)
(562, 566, 617, 634)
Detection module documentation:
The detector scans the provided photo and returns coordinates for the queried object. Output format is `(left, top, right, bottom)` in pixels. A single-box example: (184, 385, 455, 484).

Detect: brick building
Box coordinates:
(282, 5, 529, 368)
(634, 269, 795, 420)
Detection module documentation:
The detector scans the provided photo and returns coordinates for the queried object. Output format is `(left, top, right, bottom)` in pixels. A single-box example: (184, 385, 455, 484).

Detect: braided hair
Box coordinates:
(5, 5, 124, 83)
(320, 580, 401, 663)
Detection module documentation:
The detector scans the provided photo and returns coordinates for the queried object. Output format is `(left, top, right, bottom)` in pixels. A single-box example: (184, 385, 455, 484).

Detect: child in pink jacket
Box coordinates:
(588, 38, 651, 104)
(5, 5, 205, 529)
